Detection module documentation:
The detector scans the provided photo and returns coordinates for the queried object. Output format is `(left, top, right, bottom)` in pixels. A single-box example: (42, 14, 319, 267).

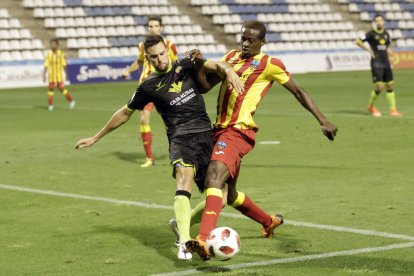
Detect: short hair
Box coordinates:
(50, 38, 59, 44)
(147, 15, 162, 26)
(242, 20, 266, 40)
(373, 14, 384, 21)
(143, 35, 166, 53)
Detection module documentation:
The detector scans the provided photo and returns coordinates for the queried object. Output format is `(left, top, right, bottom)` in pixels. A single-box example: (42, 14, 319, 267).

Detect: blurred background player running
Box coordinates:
(43, 38, 75, 111)
(122, 15, 178, 167)
(356, 14, 402, 117)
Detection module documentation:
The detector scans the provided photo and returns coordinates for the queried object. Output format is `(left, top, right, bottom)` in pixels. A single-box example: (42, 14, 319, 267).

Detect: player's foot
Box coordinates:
(140, 158, 154, 168)
(69, 100, 76, 110)
(177, 242, 192, 261)
(48, 105, 54, 111)
(168, 218, 180, 247)
(185, 238, 210, 261)
(262, 214, 284, 238)
(389, 109, 402, 117)
(367, 105, 381, 117)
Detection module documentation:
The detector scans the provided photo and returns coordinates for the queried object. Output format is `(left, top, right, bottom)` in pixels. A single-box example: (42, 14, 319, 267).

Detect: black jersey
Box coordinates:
(127, 58, 211, 139)
(360, 29, 391, 68)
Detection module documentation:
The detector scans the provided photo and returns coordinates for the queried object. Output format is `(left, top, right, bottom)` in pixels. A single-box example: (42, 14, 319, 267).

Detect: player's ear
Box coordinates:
(261, 38, 266, 46)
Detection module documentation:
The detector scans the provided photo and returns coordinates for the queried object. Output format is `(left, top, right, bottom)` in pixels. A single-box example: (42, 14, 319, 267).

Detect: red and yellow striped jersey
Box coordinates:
(44, 49, 67, 83)
(213, 49, 291, 131)
(137, 37, 178, 83)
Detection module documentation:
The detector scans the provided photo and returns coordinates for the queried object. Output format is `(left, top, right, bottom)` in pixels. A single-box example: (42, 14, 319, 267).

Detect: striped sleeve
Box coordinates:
(265, 57, 291, 85)
(167, 40, 178, 61)
(137, 43, 144, 62)
(44, 52, 50, 67)
(61, 51, 66, 67)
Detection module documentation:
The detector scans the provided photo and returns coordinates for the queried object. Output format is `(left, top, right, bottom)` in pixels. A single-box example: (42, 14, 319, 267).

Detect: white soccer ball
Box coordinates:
(206, 227, 240, 261)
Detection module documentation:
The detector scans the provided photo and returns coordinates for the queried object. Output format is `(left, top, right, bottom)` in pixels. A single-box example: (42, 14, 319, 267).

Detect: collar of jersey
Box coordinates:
(154, 63, 173, 75)
(373, 28, 384, 34)
(238, 51, 264, 61)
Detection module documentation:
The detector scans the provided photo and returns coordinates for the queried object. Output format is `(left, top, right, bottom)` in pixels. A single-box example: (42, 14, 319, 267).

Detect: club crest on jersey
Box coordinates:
(217, 141, 227, 150)
(250, 60, 260, 70)
(169, 81, 182, 93)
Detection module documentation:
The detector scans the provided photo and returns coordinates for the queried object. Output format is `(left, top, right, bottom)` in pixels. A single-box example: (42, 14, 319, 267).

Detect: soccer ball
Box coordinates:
(206, 227, 240, 261)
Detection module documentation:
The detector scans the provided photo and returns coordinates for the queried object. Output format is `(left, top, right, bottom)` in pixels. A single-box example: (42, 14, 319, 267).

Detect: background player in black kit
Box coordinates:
(74, 35, 243, 261)
(357, 14, 402, 117)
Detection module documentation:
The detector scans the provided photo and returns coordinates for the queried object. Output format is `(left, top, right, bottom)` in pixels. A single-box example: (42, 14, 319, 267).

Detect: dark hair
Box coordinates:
(373, 14, 384, 21)
(242, 20, 266, 40)
(50, 38, 59, 44)
(143, 35, 165, 53)
(147, 15, 162, 26)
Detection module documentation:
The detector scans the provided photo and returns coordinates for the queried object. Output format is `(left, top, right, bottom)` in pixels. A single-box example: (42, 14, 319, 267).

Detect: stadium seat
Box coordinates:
(0, 51, 12, 61)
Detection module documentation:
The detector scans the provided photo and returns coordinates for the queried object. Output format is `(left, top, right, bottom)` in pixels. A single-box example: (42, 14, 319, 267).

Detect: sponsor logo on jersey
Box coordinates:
(169, 81, 183, 93)
(155, 81, 165, 91)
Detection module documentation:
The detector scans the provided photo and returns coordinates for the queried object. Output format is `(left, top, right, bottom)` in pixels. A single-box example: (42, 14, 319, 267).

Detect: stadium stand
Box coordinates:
(0, 8, 44, 61)
(21, 0, 226, 58)
(1, 0, 414, 62)
(338, 0, 414, 48)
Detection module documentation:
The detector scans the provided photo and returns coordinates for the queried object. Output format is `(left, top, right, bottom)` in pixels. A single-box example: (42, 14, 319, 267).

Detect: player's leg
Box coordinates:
(58, 82, 75, 109)
(47, 82, 55, 111)
(384, 68, 402, 116)
(367, 67, 384, 117)
(139, 103, 154, 167)
(227, 174, 284, 238)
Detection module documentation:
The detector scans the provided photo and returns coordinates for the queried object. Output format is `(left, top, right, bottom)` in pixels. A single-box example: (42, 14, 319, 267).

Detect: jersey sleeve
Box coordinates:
(137, 43, 144, 62)
(126, 85, 151, 111)
(168, 41, 178, 61)
(44, 53, 49, 67)
(61, 51, 66, 67)
(265, 57, 291, 85)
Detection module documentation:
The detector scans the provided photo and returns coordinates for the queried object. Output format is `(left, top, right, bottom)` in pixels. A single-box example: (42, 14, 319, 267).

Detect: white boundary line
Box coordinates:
(150, 242, 414, 276)
(1, 184, 413, 242)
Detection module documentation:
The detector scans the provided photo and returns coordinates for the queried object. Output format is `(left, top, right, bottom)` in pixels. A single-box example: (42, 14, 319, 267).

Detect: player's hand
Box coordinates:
(185, 49, 204, 61)
(321, 122, 338, 141)
(122, 70, 130, 79)
(74, 137, 97, 149)
(225, 68, 245, 95)
(370, 50, 375, 59)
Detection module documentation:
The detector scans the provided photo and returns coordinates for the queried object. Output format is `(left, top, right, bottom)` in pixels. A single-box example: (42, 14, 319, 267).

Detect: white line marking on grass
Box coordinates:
(150, 242, 414, 276)
(1, 184, 414, 242)
(259, 141, 281, 145)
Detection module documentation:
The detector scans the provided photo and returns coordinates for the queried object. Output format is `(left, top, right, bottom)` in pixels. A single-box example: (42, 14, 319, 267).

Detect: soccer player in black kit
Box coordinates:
(357, 14, 402, 117)
(74, 35, 243, 261)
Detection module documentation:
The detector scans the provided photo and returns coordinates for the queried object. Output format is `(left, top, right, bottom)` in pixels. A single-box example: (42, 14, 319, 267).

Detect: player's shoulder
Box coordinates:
(267, 55, 287, 70)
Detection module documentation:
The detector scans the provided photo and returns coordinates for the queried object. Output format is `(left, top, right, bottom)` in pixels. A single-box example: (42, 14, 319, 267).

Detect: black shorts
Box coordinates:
(169, 130, 213, 192)
(371, 66, 393, 84)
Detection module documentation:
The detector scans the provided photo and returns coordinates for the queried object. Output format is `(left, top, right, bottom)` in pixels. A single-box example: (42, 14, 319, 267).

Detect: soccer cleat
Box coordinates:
(261, 214, 284, 238)
(168, 218, 180, 247)
(48, 105, 54, 111)
(69, 100, 76, 110)
(140, 158, 154, 168)
(389, 109, 402, 117)
(185, 238, 210, 261)
(367, 105, 381, 117)
(177, 242, 192, 261)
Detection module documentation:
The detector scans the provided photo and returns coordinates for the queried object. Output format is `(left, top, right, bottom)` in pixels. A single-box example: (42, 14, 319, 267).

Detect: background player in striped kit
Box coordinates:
(123, 15, 178, 167)
(43, 38, 75, 111)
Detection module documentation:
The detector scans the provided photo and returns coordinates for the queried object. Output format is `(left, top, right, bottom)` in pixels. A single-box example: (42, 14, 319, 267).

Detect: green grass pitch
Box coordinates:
(1, 69, 413, 275)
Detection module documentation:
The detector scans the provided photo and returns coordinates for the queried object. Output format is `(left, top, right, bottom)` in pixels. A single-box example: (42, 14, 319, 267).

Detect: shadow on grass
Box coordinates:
(111, 151, 168, 164)
(242, 164, 345, 170)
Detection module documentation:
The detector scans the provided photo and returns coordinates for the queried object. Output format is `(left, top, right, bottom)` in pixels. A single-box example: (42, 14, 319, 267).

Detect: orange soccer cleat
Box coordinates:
(185, 237, 210, 261)
(389, 109, 403, 117)
(261, 214, 284, 238)
(367, 105, 381, 117)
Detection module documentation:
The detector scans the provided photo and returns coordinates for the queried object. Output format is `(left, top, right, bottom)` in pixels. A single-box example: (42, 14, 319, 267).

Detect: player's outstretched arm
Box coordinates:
(185, 49, 244, 94)
(283, 78, 337, 141)
(356, 39, 375, 59)
(74, 107, 134, 149)
(122, 60, 142, 79)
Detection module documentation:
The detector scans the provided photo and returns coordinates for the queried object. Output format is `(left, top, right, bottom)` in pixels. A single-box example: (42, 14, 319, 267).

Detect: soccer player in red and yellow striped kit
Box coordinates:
(185, 21, 338, 260)
(123, 16, 178, 168)
(43, 38, 75, 111)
